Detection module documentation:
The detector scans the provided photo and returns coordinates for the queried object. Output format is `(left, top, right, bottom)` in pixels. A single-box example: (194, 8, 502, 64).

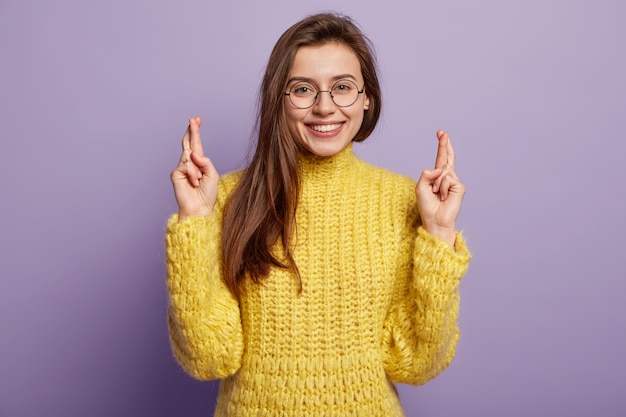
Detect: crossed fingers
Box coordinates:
(432, 130, 460, 200)
(176, 117, 205, 186)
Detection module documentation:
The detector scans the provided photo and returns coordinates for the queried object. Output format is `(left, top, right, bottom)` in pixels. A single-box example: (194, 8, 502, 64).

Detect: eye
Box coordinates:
(291, 83, 316, 96)
(332, 81, 356, 94)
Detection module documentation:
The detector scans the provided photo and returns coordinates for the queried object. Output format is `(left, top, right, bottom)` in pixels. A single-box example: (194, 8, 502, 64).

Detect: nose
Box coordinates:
(313, 90, 336, 115)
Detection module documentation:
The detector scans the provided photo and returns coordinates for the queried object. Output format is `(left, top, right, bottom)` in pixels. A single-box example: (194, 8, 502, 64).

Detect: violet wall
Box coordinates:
(1, 0, 624, 416)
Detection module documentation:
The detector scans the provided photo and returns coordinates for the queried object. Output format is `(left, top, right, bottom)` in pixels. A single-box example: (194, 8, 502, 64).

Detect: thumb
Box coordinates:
(417, 168, 443, 186)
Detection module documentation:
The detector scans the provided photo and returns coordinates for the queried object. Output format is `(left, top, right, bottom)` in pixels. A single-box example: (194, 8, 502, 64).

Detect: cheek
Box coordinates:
(350, 108, 366, 127)
(283, 109, 306, 142)
(284, 105, 303, 126)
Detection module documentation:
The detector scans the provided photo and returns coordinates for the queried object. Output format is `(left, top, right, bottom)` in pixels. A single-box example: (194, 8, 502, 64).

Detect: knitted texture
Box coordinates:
(165, 145, 471, 416)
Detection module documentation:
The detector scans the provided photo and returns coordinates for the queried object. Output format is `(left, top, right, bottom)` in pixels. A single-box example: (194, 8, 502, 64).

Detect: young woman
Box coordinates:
(166, 12, 470, 416)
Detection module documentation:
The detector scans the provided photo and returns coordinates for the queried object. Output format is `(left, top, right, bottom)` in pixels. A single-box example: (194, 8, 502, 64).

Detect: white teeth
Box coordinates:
(310, 123, 341, 132)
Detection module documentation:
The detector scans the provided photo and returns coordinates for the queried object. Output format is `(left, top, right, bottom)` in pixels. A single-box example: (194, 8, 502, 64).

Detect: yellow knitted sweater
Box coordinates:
(165, 145, 471, 416)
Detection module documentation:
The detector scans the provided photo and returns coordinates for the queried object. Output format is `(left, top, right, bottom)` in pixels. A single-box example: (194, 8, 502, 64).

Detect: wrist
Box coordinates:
(422, 224, 456, 247)
(178, 208, 213, 223)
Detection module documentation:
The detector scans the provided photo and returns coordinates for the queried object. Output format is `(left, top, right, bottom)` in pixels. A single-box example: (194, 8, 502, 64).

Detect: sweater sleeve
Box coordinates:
(382, 222, 471, 385)
(165, 178, 244, 380)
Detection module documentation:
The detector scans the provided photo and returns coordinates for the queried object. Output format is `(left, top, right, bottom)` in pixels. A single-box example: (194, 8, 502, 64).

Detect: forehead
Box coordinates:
(289, 42, 362, 81)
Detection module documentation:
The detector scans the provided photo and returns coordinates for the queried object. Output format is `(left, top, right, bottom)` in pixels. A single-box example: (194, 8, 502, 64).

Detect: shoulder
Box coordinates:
(215, 170, 244, 208)
(353, 157, 416, 197)
(219, 170, 244, 192)
(352, 157, 419, 225)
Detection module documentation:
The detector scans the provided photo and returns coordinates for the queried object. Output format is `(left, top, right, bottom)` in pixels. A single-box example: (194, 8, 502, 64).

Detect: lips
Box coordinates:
(308, 123, 343, 133)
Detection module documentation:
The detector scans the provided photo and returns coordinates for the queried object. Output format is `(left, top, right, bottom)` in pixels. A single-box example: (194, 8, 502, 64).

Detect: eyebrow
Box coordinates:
(287, 73, 359, 86)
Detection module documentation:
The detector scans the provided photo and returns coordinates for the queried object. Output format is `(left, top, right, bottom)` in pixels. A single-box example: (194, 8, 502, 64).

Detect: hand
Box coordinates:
(415, 130, 465, 246)
(170, 117, 219, 221)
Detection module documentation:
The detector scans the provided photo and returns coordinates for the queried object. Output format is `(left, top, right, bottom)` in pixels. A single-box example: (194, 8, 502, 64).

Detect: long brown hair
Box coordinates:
(222, 13, 382, 297)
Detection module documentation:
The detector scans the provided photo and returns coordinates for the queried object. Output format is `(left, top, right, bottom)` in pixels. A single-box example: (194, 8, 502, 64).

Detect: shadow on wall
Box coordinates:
(156, 358, 221, 416)
(155, 267, 222, 416)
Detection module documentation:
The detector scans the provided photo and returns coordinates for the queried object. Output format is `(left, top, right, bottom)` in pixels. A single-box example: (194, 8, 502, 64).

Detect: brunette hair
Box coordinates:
(222, 12, 382, 297)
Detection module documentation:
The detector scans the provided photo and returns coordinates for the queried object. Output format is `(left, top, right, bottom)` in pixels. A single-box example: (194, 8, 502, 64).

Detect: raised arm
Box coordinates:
(382, 130, 470, 385)
(165, 118, 243, 380)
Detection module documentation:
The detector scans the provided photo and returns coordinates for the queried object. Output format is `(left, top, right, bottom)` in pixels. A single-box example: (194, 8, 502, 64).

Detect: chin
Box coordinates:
(301, 137, 352, 157)
(303, 143, 346, 157)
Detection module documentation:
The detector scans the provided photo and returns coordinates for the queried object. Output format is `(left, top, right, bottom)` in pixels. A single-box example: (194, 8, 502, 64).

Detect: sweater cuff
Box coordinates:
(414, 227, 471, 286)
(167, 213, 216, 231)
(166, 213, 221, 245)
(165, 213, 220, 268)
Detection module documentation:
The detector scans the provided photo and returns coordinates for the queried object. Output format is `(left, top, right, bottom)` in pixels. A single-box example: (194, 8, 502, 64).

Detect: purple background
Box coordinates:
(1, 0, 624, 416)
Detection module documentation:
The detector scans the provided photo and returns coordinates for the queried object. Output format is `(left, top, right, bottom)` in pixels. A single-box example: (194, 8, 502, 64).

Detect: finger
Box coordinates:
(447, 136, 456, 170)
(178, 147, 193, 166)
(181, 124, 191, 152)
(432, 164, 449, 193)
(444, 173, 466, 198)
(198, 160, 219, 189)
(190, 152, 216, 176)
(188, 116, 205, 158)
(434, 130, 449, 169)
(186, 151, 205, 186)
(447, 166, 460, 182)
(417, 168, 443, 190)
(175, 142, 204, 184)
(433, 164, 460, 194)
(439, 174, 451, 201)
(174, 159, 203, 187)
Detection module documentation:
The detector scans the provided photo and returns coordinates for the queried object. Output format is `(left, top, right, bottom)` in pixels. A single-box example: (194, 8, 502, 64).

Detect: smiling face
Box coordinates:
(284, 42, 370, 157)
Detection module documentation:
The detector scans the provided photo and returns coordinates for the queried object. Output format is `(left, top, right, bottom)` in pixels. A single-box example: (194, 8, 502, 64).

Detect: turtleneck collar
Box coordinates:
(298, 143, 357, 180)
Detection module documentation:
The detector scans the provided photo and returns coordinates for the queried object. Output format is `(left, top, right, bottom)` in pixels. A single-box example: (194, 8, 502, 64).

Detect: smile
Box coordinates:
(308, 123, 343, 133)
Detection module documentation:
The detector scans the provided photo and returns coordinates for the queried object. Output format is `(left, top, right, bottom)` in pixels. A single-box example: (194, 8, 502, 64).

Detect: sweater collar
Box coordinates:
(298, 143, 356, 180)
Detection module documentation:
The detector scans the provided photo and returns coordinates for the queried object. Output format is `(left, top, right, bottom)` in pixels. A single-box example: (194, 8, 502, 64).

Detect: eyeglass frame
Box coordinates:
(284, 79, 365, 109)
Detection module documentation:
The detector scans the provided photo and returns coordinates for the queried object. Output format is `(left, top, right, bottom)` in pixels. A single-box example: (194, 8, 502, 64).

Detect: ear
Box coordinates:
(364, 93, 370, 110)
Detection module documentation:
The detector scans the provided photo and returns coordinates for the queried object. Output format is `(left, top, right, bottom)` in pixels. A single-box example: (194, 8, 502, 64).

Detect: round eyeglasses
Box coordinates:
(285, 79, 364, 109)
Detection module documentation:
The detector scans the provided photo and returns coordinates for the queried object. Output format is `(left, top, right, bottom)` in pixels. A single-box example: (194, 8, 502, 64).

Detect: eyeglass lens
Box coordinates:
(288, 80, 361, 109)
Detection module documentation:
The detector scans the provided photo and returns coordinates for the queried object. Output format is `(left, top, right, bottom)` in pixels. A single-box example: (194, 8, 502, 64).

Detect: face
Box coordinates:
(284, 42, 370, 157)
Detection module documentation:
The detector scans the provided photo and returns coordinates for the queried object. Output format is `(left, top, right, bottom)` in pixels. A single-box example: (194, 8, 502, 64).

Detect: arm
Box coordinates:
(382, 226, 470, 385)
(382, 130, 470, 384)
(165, 117, 243, 380)
(165, 209, 244, 380)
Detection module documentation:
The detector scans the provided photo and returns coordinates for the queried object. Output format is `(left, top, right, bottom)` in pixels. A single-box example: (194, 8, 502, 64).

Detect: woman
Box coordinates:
(166, 12, 470, 416)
